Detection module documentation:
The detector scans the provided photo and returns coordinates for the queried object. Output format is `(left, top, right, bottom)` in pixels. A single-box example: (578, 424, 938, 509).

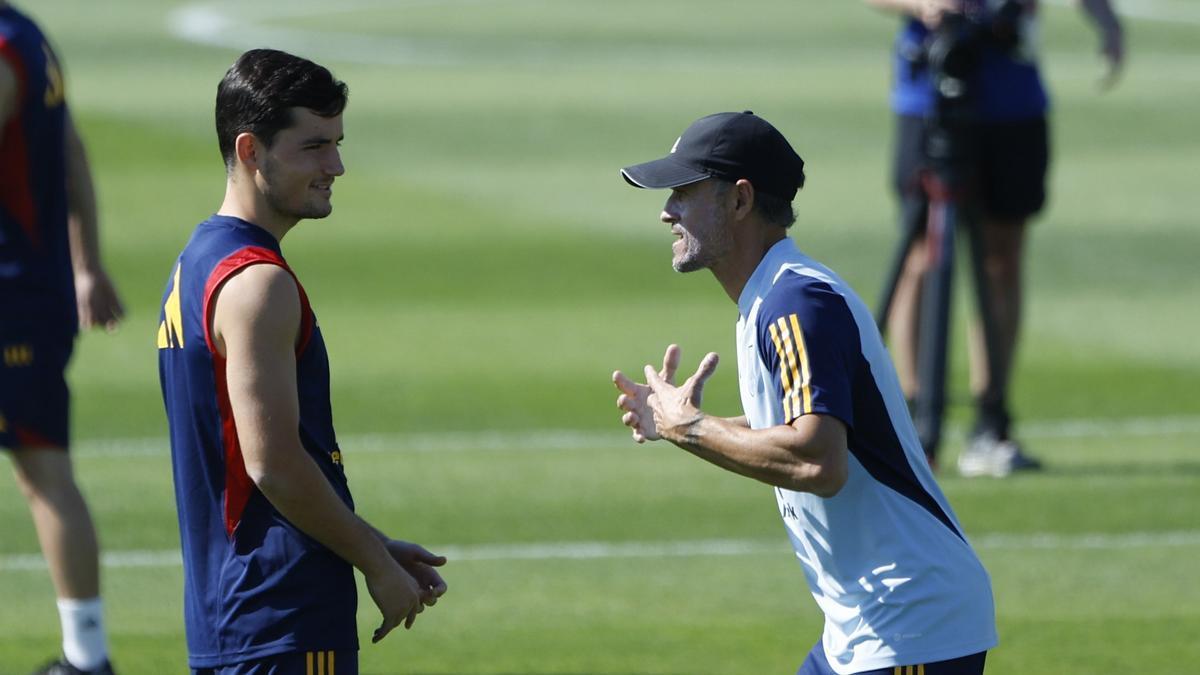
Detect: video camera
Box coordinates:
(905, 0, 1027, 101)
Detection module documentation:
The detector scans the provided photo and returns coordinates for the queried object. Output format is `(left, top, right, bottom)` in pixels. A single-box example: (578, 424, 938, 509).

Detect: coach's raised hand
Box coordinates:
(642, 347, 719, 445)
(613, 345, 719, 444)
(613, 344, 677, 442)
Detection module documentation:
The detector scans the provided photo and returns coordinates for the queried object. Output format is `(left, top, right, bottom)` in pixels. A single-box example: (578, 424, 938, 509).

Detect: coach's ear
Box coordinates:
(732, 179, 755, 221)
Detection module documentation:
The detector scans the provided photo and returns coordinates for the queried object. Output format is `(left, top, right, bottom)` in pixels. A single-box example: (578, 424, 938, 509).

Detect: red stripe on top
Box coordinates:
(201, 245, 314, 537)
(0, 38, 38, 247)
(13, 423, 61, 449)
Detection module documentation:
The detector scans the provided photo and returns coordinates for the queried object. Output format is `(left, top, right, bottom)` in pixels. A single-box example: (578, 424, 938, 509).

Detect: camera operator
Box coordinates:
(865, 0, 1123, 477)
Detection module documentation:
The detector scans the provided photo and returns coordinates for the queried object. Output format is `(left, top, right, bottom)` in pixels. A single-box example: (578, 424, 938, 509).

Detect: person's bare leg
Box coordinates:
(12, 447, 111, 671)
(887, 238, 929, 401)
(966, 219, 1025, 439)
(11, 447, 100, 599)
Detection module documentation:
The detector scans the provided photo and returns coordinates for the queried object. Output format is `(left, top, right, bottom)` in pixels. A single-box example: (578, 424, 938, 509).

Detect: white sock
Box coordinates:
(57, 597, 109, 671)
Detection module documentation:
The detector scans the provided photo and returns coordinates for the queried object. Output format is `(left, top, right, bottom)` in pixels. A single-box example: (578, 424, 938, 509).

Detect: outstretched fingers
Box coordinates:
(612, 370, 641, 396)
(692, 352, 720, 383)
(686, 352, 720, 405)
(660, 344, 681, 384)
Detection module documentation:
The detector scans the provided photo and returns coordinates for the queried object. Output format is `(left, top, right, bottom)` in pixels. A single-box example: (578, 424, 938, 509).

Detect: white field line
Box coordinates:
(166, 0, 1200, 71)
(71, 414, 1200, 459)
(3, 530, 1199, 572)
(165, 0, 712, 69)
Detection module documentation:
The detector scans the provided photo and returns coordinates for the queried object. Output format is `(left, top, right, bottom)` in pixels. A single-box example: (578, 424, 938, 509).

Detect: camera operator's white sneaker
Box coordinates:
(957, 432, 1043, 478)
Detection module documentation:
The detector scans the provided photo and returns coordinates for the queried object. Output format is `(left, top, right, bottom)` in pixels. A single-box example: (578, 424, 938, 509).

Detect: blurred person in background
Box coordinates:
(865, 0, 1123, 476)
(0, 3, 124, 674)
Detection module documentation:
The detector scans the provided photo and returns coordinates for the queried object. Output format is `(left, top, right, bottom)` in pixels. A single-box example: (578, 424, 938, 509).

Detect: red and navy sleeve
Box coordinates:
(755, 270, 860, 428)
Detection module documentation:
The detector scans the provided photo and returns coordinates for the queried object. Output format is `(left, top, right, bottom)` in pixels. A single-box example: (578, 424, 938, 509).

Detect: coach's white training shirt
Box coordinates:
(735, 238, 997, 673)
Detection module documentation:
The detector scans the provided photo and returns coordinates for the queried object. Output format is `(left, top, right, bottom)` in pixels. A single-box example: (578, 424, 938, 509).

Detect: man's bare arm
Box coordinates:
(65, 112, 124, 330)
(214, 264, 423, 642)
(614, 346, 848, 497)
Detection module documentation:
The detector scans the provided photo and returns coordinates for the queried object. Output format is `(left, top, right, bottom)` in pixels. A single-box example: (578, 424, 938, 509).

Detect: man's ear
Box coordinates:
(234, 132, 261, 172)
(732, 179, 756, 220)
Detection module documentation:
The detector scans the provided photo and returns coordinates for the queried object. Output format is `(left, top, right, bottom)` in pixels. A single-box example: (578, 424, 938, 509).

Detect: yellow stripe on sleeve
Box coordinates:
(788, 313, 813, 414)
(329, 650, 336, 675)
(767, 322, 794, 421)
(776, 317, 803, 418)
(306, 652, 314, 675)
(317, 651, 326, 675)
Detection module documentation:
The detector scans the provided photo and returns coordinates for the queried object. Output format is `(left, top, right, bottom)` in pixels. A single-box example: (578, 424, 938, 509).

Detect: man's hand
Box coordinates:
(914, 0, 958, 28)
(613, 345, 679, 442)
(613, 345, 719, 445)
(364, 562, 425, 643)
(384, 540, 448, 611)
(74, 267, 124, 332)
(1083, 0, 1124, 89)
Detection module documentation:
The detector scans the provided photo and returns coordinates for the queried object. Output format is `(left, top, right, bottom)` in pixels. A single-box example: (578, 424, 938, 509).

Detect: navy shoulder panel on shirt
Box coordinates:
(754, 270, 860, 428)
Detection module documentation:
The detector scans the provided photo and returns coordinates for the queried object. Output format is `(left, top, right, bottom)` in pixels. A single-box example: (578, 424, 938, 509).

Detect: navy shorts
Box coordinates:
(193, 650, 357, 675)
(797, 641, 987, 675)
(894, 113, 1049, 222)
(0, 323, 74, 450)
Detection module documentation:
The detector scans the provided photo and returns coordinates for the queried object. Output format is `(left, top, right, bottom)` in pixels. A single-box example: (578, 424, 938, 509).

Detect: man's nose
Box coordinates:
(326, 150, 345, 176)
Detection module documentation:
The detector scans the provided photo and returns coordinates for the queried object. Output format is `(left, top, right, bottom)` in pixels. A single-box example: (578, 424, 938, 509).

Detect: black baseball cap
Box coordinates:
(621, 111, 806, 201)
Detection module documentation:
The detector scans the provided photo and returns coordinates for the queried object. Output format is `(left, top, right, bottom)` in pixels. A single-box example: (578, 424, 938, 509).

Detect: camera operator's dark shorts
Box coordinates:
(894, 113, 1049, 222)
(0, 322, 73, 451)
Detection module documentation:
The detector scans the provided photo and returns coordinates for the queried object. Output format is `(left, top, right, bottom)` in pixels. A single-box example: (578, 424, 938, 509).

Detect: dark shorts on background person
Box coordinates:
(193, 650, 357, 675)
(797, 641, 987, 675)
(0, 322, 73, 450)
(894, 113, 1049, 222)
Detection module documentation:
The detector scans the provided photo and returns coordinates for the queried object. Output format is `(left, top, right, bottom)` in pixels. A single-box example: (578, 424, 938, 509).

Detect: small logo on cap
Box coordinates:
(670, 137, 681, 154)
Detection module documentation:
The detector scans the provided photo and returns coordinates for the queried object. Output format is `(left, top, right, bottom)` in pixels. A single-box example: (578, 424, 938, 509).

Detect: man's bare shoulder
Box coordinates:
(213, 263, 300, 348)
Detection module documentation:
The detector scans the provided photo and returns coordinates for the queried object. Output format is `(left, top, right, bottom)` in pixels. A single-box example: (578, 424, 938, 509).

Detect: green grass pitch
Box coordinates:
(1, 1, 1198, 673)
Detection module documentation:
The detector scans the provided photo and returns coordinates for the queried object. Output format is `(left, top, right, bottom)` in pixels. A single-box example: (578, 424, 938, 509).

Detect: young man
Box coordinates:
(865, 0, 1124, 476)
(0, 4, 124, 674)
(613, 112, 996, 674)
(157, 49, 446, 674)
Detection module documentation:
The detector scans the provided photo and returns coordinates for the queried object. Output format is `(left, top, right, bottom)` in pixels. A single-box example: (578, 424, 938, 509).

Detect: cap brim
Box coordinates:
(620, 156, 709, 190)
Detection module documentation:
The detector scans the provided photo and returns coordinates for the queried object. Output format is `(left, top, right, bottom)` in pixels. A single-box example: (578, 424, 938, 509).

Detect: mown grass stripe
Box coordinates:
(4, 530, 1198, 572)
(69, 415, 1200, 459)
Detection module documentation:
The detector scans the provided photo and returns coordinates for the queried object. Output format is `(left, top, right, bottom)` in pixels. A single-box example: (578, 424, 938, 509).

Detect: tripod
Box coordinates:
(875, 79, 1005, 464)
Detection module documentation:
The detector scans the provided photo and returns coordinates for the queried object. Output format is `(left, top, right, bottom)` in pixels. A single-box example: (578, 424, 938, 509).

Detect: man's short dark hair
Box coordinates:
(215, 49, 349, 169)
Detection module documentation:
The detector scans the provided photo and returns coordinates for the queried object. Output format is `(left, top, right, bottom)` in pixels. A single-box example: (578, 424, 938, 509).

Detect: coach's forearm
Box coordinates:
(661, 414, 847, 497)
(252, 451, 393, 577)
(720, 415, 750, 428)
